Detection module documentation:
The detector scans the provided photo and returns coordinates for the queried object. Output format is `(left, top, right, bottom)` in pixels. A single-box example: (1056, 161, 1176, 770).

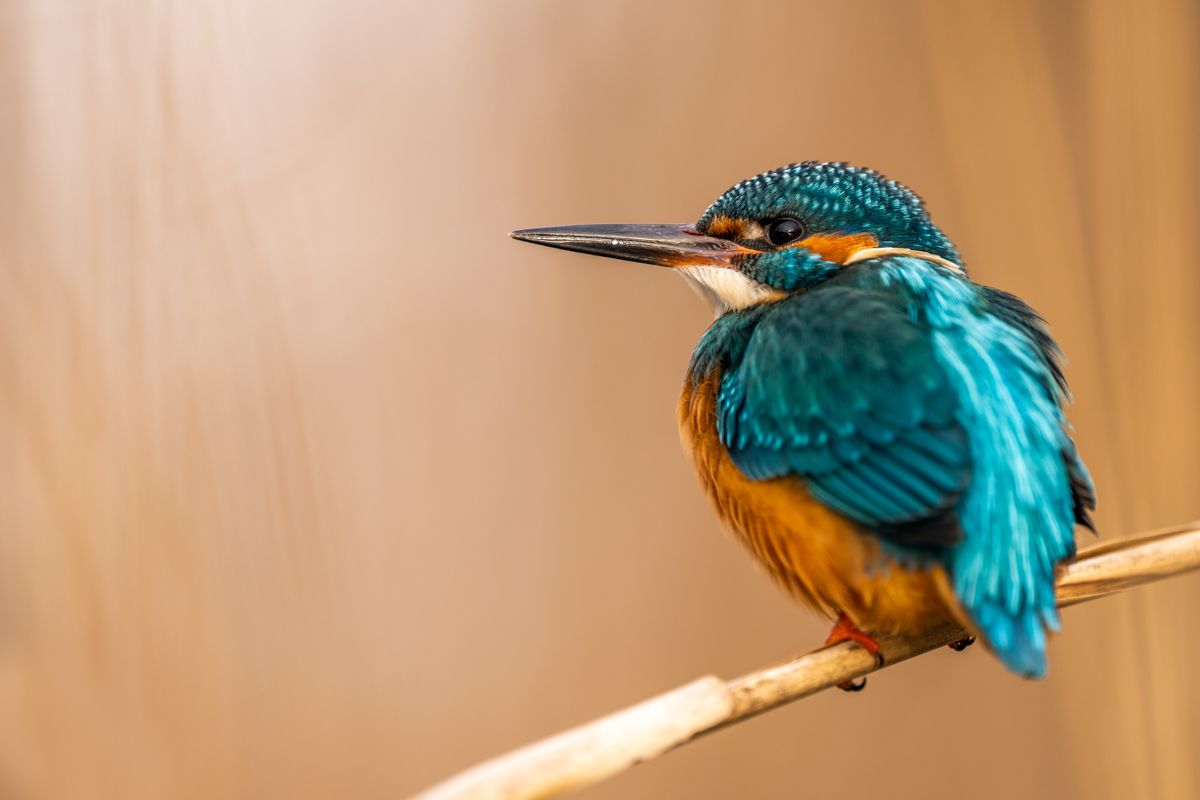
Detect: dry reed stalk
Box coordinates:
(414, 522, 1200, 800)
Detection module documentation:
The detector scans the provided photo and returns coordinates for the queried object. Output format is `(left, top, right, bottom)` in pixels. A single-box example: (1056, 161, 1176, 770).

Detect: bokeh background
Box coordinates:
(2, 1, 1199, 798)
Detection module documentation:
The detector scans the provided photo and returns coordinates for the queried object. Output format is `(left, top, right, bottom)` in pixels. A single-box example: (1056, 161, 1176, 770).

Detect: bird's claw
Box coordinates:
(948, 636, 976, 652)
(825, 613, 884, 693)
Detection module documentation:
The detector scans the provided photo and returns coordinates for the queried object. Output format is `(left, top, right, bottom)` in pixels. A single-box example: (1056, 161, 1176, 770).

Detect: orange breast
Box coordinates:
(678, 370, 957, 636)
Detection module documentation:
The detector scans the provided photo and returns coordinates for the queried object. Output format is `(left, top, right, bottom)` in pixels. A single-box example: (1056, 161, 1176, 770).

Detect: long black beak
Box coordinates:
(510, 223, 743, 268)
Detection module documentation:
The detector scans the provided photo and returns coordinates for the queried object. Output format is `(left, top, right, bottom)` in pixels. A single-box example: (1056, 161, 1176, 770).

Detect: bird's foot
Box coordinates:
(824, 613, 883, 692)
(948, 635, 976, 652)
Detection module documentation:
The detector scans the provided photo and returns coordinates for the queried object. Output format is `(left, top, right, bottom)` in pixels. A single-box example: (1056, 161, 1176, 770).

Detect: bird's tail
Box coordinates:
(965, 591, 1058, 679)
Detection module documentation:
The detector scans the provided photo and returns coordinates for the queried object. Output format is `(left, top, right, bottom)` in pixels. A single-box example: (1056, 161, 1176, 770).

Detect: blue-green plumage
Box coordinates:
(685, 162, 1095, 678)
(693, 253, 1093, 678)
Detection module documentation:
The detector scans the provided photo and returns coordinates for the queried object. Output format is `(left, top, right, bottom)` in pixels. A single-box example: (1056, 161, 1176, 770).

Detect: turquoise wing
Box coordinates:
(981, 286, 1096, 531)
(716, 288, 970, 551)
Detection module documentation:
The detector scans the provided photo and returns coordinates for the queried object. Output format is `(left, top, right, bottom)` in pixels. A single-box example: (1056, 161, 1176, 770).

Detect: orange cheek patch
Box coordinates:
(796, 232, 879, 264)
(703, 215, 745, 238)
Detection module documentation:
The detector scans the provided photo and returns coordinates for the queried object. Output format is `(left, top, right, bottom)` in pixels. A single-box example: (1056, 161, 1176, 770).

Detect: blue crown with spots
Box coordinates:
(698, 162, 961, 265)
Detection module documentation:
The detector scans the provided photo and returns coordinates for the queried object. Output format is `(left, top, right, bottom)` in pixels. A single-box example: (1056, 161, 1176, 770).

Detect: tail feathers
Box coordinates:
(970, 599, 1058, 679)
(1061, 435, 1097, 533)
(1067, 451, 1097, 532)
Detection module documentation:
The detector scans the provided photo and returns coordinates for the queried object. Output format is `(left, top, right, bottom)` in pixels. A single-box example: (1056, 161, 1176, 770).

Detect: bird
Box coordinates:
(511, 161, 1095, 688)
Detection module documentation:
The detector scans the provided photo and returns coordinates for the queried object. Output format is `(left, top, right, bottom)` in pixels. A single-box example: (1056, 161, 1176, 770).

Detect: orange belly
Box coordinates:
(679, 370, 958, 636)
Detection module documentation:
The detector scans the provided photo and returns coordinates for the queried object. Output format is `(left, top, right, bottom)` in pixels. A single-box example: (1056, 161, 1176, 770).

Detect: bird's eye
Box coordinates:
(766, 218, 805, 246)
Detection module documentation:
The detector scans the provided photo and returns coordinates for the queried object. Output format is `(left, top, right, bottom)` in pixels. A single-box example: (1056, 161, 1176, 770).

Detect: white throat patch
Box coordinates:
(677, 266, 786, 315)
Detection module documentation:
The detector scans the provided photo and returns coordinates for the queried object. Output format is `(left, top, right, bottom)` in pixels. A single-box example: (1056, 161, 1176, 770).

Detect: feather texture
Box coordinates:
(711, 284, 969, 551)
(689, 255, 1092, 677)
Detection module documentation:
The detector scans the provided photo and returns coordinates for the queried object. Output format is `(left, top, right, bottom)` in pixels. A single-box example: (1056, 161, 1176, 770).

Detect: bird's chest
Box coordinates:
(677, 370, 952, 633)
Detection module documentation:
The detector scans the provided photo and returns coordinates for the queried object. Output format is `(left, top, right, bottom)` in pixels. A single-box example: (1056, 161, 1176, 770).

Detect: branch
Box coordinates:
(413, 522, 1200, 800)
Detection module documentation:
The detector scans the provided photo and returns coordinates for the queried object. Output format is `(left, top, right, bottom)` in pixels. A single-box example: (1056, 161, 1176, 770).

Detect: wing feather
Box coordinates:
(717, 289, 969, 551)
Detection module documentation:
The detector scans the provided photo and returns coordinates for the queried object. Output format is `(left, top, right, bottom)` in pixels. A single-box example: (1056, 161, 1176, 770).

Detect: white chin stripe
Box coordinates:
(677, 265, 786, 314)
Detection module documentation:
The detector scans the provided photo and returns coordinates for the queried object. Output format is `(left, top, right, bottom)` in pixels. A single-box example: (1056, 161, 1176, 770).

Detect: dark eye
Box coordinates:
(766, 218, 805, 246)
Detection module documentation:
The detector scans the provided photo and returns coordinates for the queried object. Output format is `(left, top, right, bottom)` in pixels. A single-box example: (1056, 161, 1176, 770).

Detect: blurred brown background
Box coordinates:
(1, 1, 1199, 798)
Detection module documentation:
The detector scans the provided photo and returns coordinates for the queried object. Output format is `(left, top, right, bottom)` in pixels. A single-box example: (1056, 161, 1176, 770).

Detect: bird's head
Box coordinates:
(512, 161, 962, 314)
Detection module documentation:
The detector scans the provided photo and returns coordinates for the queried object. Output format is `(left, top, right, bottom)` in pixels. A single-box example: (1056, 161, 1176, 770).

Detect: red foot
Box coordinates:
(824, 613, 883, 692)
(824, 613, 882, 655)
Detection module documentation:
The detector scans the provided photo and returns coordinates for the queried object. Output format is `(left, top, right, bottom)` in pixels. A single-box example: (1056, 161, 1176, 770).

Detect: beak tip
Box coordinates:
(510, 228, 540, 244)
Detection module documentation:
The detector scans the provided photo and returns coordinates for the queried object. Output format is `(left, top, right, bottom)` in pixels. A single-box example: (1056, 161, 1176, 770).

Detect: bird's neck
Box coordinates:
(687, 303, 773, 385)
(686, 257, 973, 386)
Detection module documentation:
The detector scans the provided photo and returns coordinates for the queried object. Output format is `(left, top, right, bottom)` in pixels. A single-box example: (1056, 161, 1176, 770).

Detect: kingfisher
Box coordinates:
(512, 162, 1094, 688)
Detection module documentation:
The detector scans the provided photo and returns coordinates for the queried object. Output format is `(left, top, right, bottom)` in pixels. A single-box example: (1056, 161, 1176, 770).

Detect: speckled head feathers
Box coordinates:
(698, 161, 961, 266)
